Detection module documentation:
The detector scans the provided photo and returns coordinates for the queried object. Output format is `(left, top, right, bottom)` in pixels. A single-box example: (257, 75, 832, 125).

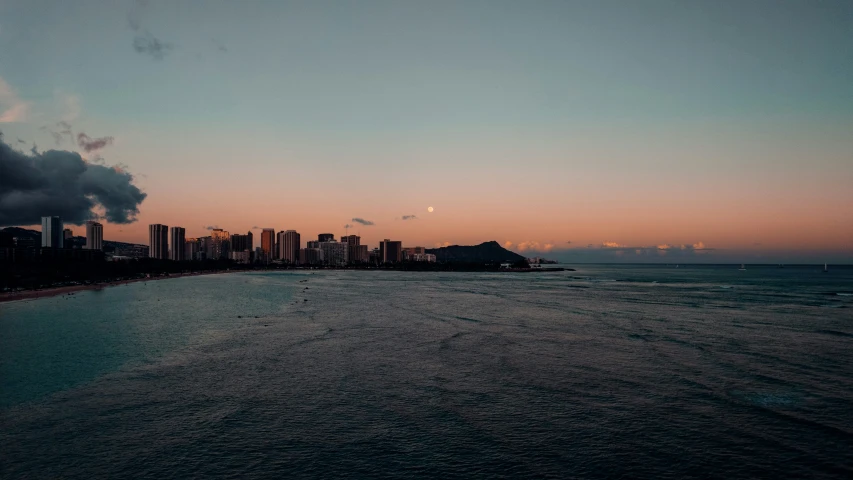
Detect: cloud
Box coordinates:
(77, 133, 114, 152)
(515, 241, 555, 252)
(352, 217, 374, 226)
(128, 1, 174, 60)
(344, 223, 353, 229)
(401, 215, 417, 220)
(693, 241, 706, 250)
(434, 241, 451, 248)
(133, 32, 174, 60)
(16, 138, 26, 144)
(504, 241, 513, 249)
(0, 77, 29, 123)
(566, 241, 572, 244)
(601, 241, 626, 248)
(657, 244, 672, 250)
(205, 225, 220, 230)
(0, 135, 147, 226)
(251, 226, 260, 230)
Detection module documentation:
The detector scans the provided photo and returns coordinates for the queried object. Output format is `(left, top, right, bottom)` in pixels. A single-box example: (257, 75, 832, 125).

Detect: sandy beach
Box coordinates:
(0, 270, 237, 304)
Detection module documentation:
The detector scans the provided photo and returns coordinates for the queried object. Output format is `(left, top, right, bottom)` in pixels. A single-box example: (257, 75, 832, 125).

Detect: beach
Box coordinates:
(0, 270, 235, 304)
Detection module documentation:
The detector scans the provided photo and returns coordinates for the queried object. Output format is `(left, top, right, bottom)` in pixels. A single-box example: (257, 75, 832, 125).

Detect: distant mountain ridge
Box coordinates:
(425, 241, 525, 263)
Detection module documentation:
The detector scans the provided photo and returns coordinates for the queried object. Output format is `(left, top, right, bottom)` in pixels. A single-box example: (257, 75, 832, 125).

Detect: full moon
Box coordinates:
(427, 206, 434, 213)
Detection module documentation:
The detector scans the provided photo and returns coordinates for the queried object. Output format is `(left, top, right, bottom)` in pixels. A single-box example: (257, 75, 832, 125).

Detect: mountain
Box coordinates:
(425, 241, 525, 263)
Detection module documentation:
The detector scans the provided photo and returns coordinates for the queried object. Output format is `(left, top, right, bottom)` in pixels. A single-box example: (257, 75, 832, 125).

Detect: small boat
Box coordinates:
(824, 263, 828, 273)
(738, 264, 746, 271)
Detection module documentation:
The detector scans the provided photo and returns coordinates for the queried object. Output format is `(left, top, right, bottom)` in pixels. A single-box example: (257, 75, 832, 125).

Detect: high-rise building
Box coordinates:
(299, 247, 324, 266)
(231, 232, 253, 253)
(319, 240, 348, 266)
(185, 237, 200, 260)
(169, 226, 186, 261)
(342, 235, 364, 264)
(318, 233, 334, 242)
(199, 236, 212, 259)
(85, 221, 104, 250)
(307, 240, 320, 249)
(63, 228, 74, 242)
(341, 235, 360, 245)
(379, 239, 402, 263)
(210, 229, 230, 259)
(277, 230, 301, 264)
(41, 216, 63, 248)
(261, 228, 275, 262)
(148, 224, 169, 259)
(352, 245, 369, 263)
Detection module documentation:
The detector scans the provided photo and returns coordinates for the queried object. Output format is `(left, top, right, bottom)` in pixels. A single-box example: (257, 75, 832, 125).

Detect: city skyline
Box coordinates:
(1, 1, 851, 264)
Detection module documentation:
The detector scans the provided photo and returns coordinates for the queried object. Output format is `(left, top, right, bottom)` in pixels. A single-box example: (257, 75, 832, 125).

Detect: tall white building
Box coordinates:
(85, 221, 104, 250)
(277, 230, 301, 264)
(148, 224, 169, 259)
(41, 216, 63, 248)
(319, 240, 348, 267)
(169, 226, 186, 261)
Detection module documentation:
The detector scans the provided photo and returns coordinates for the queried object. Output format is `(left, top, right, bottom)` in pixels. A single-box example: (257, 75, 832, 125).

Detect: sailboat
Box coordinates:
(824, 263, 828, 273)
(738, 264, 746, 271)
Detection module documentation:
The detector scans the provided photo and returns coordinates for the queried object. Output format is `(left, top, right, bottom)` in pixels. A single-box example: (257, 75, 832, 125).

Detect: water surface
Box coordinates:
(2, 266, 852, 478)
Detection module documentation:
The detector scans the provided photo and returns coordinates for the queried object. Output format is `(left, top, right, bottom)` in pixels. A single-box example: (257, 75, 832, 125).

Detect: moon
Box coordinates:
(427, 206, 434, 213)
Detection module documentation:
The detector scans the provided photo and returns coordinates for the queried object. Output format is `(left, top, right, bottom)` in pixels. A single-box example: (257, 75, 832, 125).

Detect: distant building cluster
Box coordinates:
(140, 224, 429, 266)
(1, 215, 440, 266)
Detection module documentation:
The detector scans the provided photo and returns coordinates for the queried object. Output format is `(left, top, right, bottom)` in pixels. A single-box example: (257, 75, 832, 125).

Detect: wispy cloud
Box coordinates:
(352, 217, 374, 226)
(133, 32, 174, 60)
(77, 132, 114, 153)
(401, 215, 417, 220)
(205, 225, 220, 230)
(344, 223, 353, 229)
(601, 241, 626, 248)
(0, 76, 29, 123)
(128, 1, 174, 60)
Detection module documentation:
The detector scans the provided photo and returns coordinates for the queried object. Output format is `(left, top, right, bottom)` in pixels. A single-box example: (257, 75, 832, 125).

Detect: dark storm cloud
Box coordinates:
(77, 133, 114, 153)
(0, 135, 147, 226)
(133, 32, 174, 60)
(352, 218, 374, 226)
(401, 215, 417, 220)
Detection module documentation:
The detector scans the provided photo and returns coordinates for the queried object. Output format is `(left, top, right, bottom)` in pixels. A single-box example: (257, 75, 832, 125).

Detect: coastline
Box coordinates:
(0, 270, 236, 305)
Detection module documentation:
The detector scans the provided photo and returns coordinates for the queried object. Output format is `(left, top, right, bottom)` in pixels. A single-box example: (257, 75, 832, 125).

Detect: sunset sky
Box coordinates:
(1, 0, 851, 262)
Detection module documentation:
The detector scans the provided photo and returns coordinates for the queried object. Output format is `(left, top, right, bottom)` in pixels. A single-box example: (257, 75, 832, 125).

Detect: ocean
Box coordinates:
(1, 265, 852, 478)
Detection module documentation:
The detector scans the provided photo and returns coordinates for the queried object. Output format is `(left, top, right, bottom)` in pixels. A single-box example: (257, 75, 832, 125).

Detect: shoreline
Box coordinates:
(0, 270, 236, 304)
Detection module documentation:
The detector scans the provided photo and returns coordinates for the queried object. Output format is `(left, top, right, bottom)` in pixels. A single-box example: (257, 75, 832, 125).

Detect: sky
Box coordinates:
(1, 0, 851, 263)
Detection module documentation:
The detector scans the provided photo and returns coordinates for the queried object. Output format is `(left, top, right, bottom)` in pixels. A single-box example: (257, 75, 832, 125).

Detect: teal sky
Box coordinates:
(1, 0, 851, 262)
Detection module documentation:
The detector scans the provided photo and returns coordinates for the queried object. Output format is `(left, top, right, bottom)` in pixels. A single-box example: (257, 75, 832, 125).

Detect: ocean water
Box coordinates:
(1, 265, 852, 479)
